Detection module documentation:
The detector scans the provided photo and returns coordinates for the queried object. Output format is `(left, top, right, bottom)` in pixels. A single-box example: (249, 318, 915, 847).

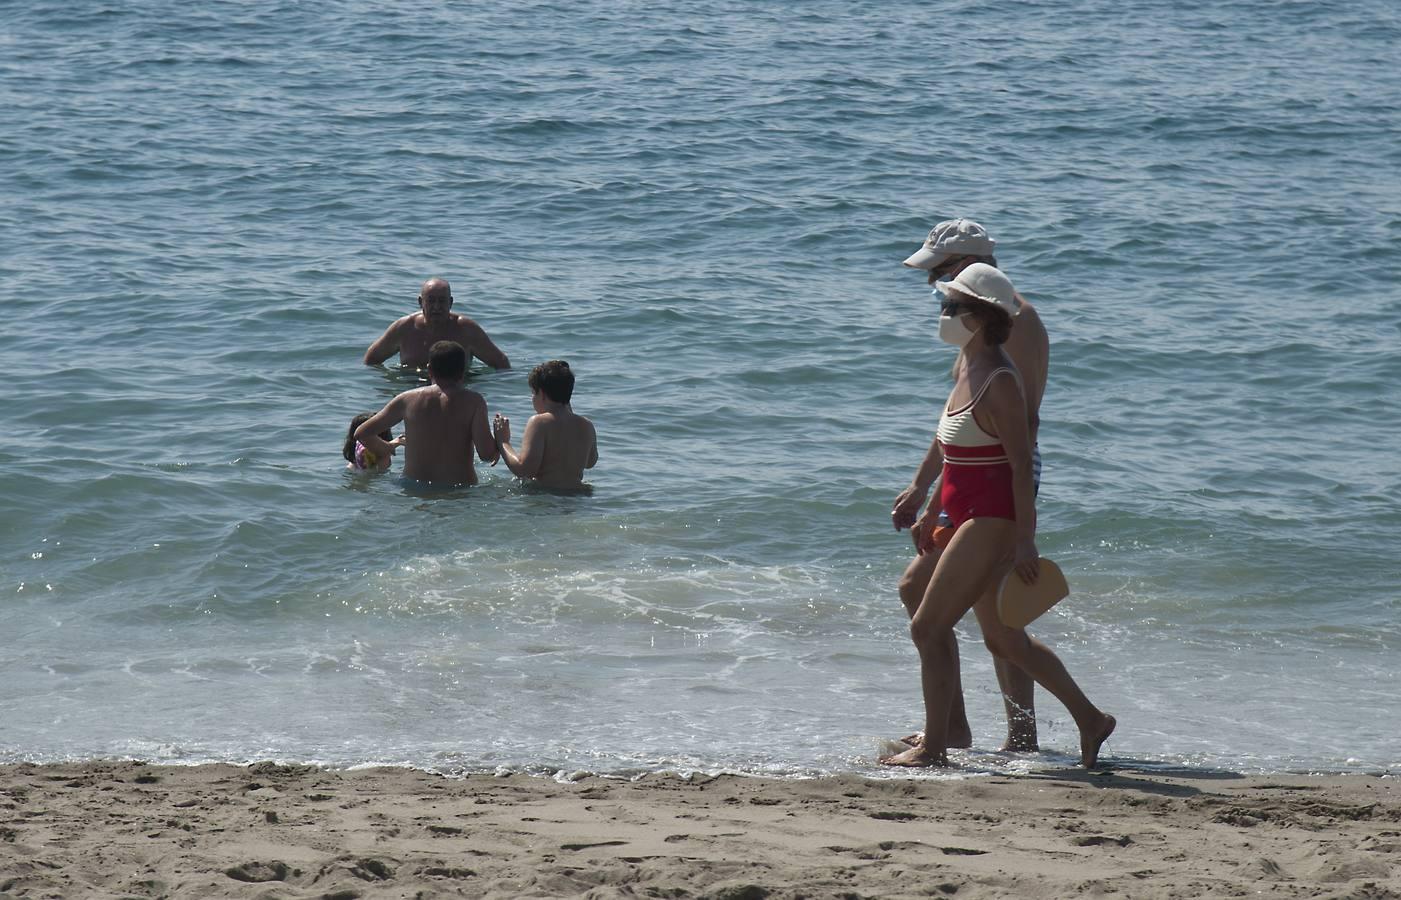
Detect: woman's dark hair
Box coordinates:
(963, 297, 1014, 346)
(343, 413, 392, 462)
(528, 359, 575, 403)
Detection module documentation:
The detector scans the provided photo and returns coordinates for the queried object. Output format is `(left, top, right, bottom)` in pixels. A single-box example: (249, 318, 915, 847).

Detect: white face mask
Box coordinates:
(938, 313, 978, 347)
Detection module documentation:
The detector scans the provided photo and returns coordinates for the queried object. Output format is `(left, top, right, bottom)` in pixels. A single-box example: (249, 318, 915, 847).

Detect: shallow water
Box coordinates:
(3, 0, 1400, 777)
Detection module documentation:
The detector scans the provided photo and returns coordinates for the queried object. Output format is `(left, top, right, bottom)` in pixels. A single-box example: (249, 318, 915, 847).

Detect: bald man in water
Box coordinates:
(364, 277, 511, 370)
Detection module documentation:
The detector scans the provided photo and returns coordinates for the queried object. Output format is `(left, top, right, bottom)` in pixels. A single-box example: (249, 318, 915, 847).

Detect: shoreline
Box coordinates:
(2, 761, 1397, 898)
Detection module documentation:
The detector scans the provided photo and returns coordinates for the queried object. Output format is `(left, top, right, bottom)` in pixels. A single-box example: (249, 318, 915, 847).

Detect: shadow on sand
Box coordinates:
(1030, 759, 1247, 799)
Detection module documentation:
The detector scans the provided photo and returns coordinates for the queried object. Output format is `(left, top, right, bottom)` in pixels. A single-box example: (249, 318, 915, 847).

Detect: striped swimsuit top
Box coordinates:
(936, 368, 1018, 466)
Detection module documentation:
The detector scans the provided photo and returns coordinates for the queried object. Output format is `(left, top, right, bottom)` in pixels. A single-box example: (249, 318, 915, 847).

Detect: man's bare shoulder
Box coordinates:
(398, 384, 437, 404)
(401, 384, 482, 414)
(445, 385, 487, 407)
(1014, 293, 1044, 325)
(448, 313, 488, 335)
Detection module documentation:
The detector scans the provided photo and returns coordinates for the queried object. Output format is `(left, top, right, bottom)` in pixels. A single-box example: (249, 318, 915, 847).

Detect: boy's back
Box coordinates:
(525, 408, 597, 489)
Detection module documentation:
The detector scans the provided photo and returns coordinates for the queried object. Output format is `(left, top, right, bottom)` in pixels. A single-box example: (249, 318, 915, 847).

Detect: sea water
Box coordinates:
(2, 0, 1399, 778)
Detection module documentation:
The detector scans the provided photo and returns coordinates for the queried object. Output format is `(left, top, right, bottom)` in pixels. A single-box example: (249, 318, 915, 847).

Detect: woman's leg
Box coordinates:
(974, 593, 1116, 767)
(881, 518, 1015, 767)
(897, 548, 972, 748)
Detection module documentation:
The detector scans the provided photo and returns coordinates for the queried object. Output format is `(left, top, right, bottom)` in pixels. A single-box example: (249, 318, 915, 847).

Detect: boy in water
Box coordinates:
(356, 341, 497, 486)
(492, 360, 598, 490)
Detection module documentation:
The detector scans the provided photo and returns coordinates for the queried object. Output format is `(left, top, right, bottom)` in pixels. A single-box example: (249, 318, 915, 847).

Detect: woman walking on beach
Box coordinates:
(880, 264, 1115, 768)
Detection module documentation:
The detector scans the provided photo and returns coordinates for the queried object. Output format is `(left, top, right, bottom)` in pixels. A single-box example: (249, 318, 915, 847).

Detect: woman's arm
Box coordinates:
(893, 434, 944, 531)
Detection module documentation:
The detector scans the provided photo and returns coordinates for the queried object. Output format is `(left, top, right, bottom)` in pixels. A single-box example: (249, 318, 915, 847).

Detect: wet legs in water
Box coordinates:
(897, 545, 1038, 751)
(884, 519, 1113, 768)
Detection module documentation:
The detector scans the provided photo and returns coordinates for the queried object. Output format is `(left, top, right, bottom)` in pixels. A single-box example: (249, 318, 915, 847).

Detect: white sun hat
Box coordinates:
(935, 262, 1016, 313)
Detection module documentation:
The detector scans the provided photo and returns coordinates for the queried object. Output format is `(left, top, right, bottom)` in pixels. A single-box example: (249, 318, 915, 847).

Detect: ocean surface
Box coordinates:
(3, 0, 1399, 779)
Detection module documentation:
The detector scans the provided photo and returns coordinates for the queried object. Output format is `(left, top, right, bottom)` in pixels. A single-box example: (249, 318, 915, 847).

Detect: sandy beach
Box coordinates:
(1, 761, 1396, 898)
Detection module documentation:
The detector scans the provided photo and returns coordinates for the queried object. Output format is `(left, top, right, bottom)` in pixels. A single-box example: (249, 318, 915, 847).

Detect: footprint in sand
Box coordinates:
(560, 840, 628, 851)
(349, 858, 395, 881)
(224, 861, 289, 883)
(1070, 835, 1133, 848)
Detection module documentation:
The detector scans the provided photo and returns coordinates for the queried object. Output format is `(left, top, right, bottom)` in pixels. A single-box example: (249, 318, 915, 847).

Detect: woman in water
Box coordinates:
(880, 263, 1115, 768)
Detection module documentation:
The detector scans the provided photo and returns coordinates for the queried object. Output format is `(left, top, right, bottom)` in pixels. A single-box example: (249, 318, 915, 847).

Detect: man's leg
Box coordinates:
(992, 657, 1038, 751)
(991, 442, 1041, 750)
(973, 592, 1115, 767)
(969, 586, 1039, 749)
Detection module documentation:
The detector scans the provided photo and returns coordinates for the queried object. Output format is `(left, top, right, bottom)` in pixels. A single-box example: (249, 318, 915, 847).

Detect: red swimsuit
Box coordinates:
(936, 368, 1018, 529)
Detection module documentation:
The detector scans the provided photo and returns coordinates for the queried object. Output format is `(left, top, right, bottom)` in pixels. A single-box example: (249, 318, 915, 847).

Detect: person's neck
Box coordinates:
(540, 399, 571, 415)
(963, 332, 992, 357)
(430, 376, 464, 391)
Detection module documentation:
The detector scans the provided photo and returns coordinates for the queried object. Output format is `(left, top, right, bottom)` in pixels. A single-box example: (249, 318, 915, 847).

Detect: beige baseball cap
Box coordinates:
(903, 218, 996, 269)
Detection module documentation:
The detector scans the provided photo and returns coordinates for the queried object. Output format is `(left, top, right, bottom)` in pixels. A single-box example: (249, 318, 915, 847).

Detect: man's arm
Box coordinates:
(984, 371, 1039, 584)
(462, 320, 510, 370)
(1007, 295, 1049, 441)
(472, 396, 499, 464)
(584, 421, 598, 470)
(355, 395, 407, 461)
(364, 318, 405, 366)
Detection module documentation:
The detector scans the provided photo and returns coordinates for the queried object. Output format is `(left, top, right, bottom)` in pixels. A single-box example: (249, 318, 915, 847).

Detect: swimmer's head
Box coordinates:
(344, 413, 393, 462)
(428, 340, 468, 383)
(418, 277, 453, 321)
(528, 359, 574, 404)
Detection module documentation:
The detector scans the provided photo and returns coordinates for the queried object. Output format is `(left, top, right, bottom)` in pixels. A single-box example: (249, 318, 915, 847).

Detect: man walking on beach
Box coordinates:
(892, 218, 1049, 752)
(364, 277, 511, 370)
(355, 341, 499, 485)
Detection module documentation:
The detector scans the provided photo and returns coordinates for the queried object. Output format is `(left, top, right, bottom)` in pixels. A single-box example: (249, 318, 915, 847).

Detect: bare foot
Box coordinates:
(1080, 714, 1116, 768)
(879, 742, 949, 768)
(901, 728, 972, 750)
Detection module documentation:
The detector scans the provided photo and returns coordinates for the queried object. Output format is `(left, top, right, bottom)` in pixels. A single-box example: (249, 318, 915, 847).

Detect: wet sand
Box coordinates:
(1, 761, 1397, 898)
